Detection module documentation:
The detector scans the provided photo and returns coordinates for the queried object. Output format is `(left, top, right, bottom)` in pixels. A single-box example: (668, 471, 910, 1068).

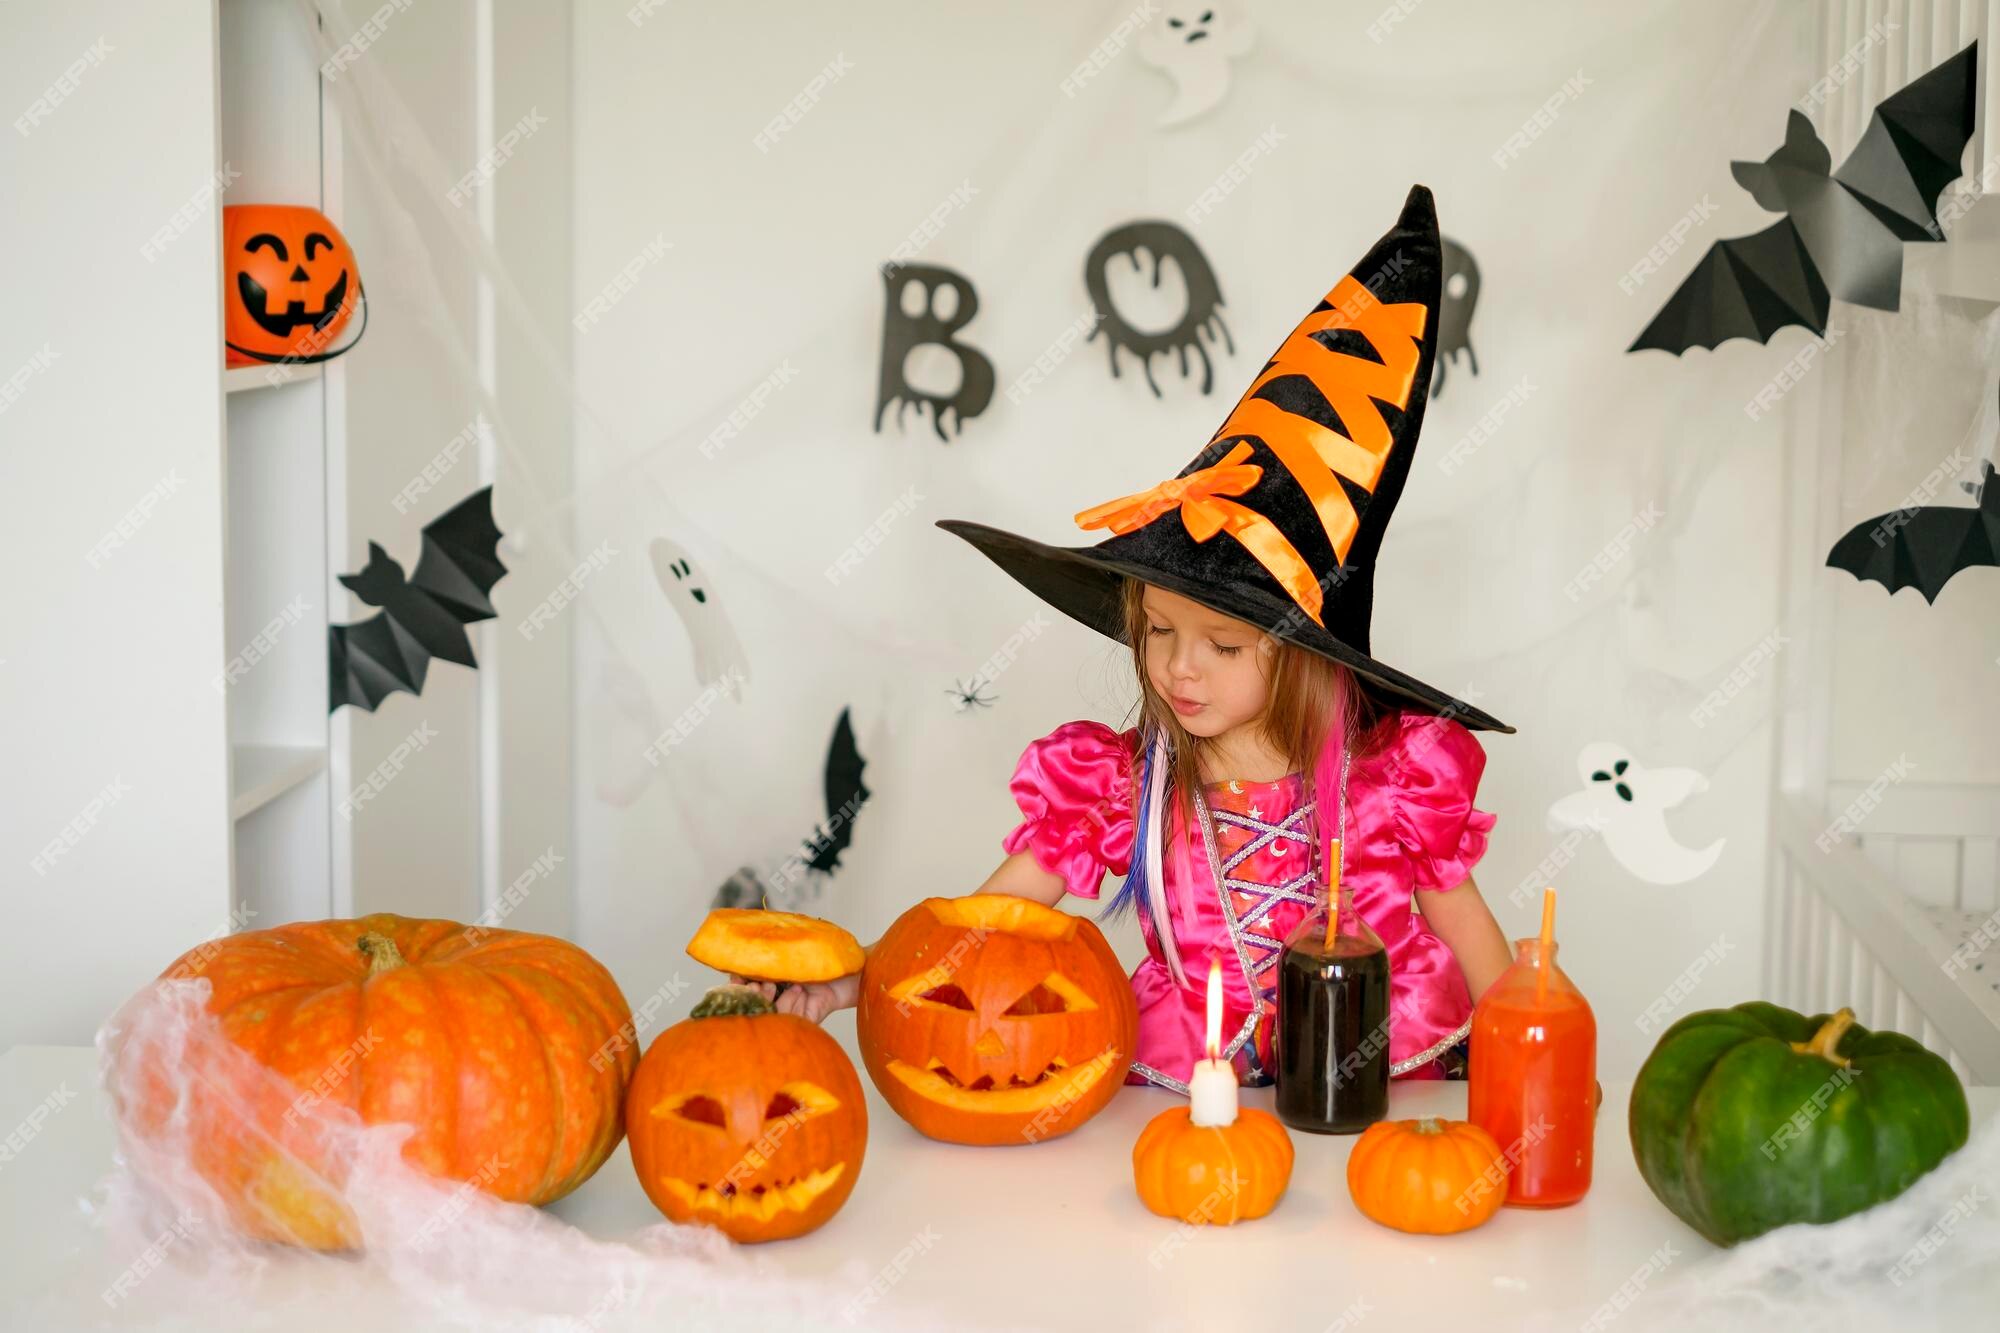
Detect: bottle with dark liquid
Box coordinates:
(1274, 843, 1390, 1134)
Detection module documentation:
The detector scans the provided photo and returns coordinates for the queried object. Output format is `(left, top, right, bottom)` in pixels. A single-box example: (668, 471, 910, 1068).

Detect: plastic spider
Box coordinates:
(946, 677, 996, 712)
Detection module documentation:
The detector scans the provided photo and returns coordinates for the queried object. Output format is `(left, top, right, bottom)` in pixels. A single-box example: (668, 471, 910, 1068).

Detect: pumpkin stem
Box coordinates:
(1414, 1117, 1443, 1135)
(1789, 1007, 1858, 1068)
(357, 932, 406, 977)
(691, 984, 776, 1019)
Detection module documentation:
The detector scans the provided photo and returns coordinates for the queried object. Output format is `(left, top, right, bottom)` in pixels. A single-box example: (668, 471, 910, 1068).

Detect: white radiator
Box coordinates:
(1814, 0, 1999, 179)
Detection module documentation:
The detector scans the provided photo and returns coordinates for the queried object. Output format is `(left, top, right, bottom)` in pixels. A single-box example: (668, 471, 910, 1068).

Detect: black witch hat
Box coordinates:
(938, 186, 1511, 733)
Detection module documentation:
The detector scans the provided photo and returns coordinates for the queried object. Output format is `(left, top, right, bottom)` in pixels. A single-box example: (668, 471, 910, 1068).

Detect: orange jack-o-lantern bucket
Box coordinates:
(222, 204, 366, 367)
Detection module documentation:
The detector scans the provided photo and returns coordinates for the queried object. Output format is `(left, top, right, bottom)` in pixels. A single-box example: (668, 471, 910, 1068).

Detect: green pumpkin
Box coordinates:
(1629, 1002, 1968, 1246)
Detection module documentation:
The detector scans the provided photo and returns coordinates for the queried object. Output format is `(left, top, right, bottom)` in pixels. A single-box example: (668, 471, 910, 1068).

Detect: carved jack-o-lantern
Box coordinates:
(626, 985, 865, 1243)
(857, 895, 1137, 1146)
(222, 204, 365, 367)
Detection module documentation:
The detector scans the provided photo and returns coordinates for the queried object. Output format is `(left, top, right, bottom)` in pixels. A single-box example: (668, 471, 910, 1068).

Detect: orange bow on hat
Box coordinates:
(1074, 440, 1327, 627)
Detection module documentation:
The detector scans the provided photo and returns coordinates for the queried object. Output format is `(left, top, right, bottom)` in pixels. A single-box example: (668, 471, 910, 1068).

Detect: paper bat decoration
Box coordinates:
(1630, 41, 1976, 355)
(709, 705, 873, 909)
(805, 706, 871, 874)
(1827, 460, 1999, 603)
(328, 486, 507, 713)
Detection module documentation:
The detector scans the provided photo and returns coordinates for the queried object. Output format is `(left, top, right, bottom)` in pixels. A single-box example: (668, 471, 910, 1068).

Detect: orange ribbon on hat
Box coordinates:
(1072, 274, 1428, 631)
(1073, 440, 1328, 626)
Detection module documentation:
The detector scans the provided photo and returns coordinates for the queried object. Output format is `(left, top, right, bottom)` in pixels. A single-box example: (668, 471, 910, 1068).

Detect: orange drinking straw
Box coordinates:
(1323, 838, 1345, 951)
(1536, 886, 1557, 1005)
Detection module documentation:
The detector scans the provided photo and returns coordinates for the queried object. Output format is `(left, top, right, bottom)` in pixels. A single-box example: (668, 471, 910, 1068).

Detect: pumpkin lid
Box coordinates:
(687, 908, 865, 983)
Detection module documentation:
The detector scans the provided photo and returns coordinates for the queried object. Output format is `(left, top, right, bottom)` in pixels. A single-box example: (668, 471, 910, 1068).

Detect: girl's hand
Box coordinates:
(729, 972, 861, 1024)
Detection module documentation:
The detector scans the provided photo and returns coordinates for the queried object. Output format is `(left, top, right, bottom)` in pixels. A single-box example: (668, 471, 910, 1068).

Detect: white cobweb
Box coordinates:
(20, 978, 994, 1333)
(1562, 1118, 2000, 1331)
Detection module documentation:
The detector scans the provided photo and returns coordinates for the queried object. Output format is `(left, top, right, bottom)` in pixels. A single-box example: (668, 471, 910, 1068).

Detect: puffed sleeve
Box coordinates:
(1000, 720, 1138, 900)
(1381, 713, 1496, 892)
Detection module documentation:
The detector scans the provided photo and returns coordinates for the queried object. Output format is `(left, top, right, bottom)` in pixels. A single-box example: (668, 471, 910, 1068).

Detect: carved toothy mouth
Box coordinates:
(658, 1163, 846, 1222)
(922, 1056, 1067, 1091)
(884, 1048, 1119, 1112)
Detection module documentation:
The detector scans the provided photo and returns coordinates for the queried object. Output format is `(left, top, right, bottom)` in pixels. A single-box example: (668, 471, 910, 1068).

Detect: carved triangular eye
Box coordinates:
(1003, 972, 1099, 1016)
(654, 1092, 727, 1127)
(918, 983, 976, 1010)
(766, 1081, 840, 1121)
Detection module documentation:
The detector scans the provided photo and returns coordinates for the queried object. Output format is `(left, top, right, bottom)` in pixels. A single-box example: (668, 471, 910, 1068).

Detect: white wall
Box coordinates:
(0, 0, 233, 1045)
(566, 0, 1825, 1077)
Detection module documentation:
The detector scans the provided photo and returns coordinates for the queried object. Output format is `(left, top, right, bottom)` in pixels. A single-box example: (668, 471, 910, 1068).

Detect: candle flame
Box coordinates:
(1204, 957, 1222, 1061)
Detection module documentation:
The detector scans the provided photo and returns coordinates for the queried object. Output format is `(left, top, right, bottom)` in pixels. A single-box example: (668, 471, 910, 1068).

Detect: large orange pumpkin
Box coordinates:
(113, 913, 635, 1249)
(222, 204, 365, 366)
(1132, 1105, 1294, 1225)
(627, 985, 866, 1243)
(1346, 1116, 1508, 1234)
(856, 894, 1136, 1146)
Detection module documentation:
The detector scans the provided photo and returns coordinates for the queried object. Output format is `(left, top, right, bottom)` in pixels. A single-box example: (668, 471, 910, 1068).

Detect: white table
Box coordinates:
(4, 1042, 1996, 1332)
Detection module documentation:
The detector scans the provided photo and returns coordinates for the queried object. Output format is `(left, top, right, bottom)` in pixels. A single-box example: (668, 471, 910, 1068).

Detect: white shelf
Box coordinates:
(230, 743, 325, 821)
(224, 361, 323, 393)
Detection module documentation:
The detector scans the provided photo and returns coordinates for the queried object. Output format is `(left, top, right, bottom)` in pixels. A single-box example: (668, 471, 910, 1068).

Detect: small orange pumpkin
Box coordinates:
(1346, 1116, 1507, 1234)
(627, 985, 866, 1243)
(687, 908, 864, 982)
(222, 204, 365, 366)
(1132, 1105, 1294, 1225)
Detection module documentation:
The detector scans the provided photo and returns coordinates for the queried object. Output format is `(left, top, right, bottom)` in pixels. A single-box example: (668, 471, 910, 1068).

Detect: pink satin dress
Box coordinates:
(1001, 713, 1495, 1091)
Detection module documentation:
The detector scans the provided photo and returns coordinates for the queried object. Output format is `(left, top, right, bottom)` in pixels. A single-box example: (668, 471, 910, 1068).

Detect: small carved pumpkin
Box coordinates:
(1346, 1116, 1508, 1234)
(627, 985, 865, 1243)
(1132, 1105, 1294, 1225)
(856, 894, 1137, 1146)
(222, 204, 365, 367)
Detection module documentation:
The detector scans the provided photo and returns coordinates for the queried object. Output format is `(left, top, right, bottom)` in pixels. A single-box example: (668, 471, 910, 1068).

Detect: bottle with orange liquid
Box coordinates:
(1467, 888, 1595, 1207)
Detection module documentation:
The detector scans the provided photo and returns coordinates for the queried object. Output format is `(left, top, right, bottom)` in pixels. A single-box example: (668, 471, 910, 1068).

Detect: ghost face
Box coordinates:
(649, 537, 751, 693)
(1137, 3, 1255, 127)
(1546, 743, 1724, 886)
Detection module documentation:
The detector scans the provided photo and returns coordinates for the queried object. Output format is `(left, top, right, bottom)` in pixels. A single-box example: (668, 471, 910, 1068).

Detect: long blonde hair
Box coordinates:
(1106, 577, 1392, 936)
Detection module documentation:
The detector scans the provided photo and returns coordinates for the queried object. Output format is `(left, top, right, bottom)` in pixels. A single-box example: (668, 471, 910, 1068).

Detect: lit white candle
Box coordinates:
(1186, 958, 1238, 1127)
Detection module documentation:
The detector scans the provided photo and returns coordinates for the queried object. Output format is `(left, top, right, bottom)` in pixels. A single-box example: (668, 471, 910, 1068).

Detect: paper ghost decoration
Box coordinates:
(1432, 237, 1481, 398)
(1827, 459, 2000, 603)
(874, 263, 995, 441)
(649, 537, 751, 693)
(1138, 3, 1255, 128)
(1630, 41, 1977, 354)
(1546, 743, 1724, 886)
(1084, 220, 1233, 396)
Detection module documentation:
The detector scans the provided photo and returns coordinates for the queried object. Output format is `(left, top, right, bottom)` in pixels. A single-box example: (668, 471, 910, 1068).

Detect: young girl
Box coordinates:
(742, 187, 1516, 1088)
